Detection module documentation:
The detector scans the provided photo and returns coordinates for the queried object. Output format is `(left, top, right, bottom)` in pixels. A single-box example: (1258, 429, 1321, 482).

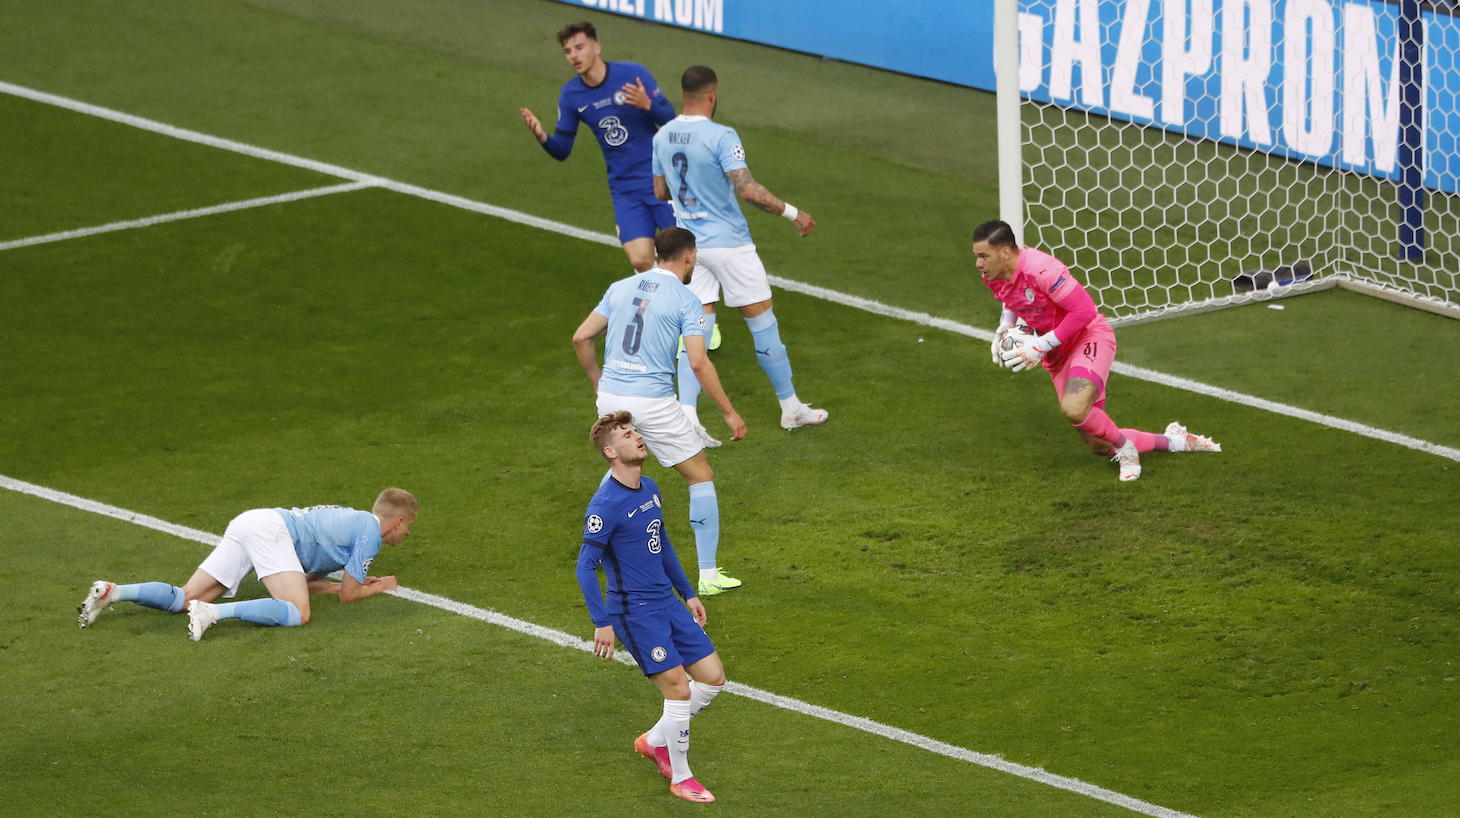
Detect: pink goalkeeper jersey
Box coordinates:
(982, 247, 1109, 362)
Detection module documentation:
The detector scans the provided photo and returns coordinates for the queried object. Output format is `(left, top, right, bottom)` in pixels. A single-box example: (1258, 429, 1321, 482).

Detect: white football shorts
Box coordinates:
(685, 244, 772, 308)
(596, 392, 704, 468)
(197, 508, 305, 598)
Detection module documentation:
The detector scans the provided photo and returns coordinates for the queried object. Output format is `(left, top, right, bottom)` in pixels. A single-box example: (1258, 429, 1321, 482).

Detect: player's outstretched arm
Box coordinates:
(684, 336, 746, 441)
(339, 573, 398, 603)
(726, 167, 814, 237)
(572, 311, 609, 391)
(519, 107, 548, 143)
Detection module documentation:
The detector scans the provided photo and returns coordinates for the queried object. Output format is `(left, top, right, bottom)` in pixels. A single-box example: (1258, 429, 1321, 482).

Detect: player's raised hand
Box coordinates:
(592, 625, 616, 659)
(687, 597, 707, 627)
(519, 107, 547, 143)
(723, 409, 747, 442)
(619, 77, 652, 110)
(792, 210, 815, 237)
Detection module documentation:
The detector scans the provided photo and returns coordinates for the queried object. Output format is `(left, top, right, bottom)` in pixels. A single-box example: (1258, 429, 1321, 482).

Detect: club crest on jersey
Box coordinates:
(731, 144, 745, 161)
(653, 494, 661, 508)
(652, 646, 668, 663)
(1024, 287, 1036, 303)
(613, 90, 627, 106)
(587, 514, 604, 534)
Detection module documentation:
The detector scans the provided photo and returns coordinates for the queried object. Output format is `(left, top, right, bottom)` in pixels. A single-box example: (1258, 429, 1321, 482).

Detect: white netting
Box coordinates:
(1017, 0, 1460, 323)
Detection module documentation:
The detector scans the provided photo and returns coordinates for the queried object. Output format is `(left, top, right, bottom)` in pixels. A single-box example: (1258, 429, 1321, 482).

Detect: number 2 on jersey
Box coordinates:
(623, 297, 651, 354)
(671, 152, 696, 207)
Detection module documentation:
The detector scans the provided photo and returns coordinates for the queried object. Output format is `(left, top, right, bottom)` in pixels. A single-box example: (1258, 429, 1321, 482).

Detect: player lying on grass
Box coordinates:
(577, 412, 727, 803)
(972, 220, 1220, 481)
(78, 488, 417, 640)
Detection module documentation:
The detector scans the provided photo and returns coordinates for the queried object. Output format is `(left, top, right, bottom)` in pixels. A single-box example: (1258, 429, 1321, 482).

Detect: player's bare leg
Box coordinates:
(623, 237, 657, 273)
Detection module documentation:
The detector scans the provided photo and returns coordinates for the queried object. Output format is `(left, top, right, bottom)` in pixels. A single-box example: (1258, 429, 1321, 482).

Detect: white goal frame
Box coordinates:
(996, 0, 1460, 325)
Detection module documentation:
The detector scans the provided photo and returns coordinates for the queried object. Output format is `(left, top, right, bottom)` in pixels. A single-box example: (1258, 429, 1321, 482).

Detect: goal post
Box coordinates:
(999, 0, 1460, 325)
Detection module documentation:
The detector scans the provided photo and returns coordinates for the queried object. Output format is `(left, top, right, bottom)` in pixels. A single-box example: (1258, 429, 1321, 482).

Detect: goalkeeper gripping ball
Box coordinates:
(997, 324, 1039, 357)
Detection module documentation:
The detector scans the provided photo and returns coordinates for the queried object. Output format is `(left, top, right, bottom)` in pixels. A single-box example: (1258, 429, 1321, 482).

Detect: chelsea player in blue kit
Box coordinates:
(652, 65, 829, 436)
(573, 227, 747, 597)
(578, 411, 727, 803)
(519, 21, 677, 274)
(77, 488, 418, 640)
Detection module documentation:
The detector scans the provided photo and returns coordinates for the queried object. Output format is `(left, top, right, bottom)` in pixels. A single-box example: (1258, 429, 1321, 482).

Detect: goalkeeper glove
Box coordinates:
(990, 310, 1018, 366)
(999, 332, 1059, 372)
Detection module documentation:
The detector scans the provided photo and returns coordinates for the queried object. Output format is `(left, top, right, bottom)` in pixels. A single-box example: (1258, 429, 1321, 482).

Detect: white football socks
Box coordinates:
(688, 679, 724, 717)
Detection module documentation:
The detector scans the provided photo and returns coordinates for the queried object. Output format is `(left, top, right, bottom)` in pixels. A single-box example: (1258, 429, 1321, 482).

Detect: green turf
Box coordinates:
(2, 2, 1458, 817)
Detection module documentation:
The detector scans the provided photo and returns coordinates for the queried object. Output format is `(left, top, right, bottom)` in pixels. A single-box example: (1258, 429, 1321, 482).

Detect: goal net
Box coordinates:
(1014, 0, 1460, 324)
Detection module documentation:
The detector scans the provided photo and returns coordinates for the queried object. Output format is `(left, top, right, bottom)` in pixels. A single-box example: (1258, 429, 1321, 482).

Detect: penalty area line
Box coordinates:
(3, 78, 1452, 464)
(7, 471, 1198, 818)
(0, 182, 374, 253)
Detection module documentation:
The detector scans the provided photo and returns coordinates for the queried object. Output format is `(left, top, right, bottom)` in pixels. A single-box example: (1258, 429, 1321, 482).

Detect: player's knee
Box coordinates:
(296, 604, 312, 625)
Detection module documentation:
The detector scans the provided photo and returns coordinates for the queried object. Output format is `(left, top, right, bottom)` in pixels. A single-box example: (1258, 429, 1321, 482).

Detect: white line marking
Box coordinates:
(1, 79, 1451, 461)
(0, 182, 373, 252)
(5, 470, 1197, 818)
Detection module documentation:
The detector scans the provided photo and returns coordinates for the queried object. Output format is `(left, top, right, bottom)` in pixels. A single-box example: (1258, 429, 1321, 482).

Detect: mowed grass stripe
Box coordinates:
(7, 78, 1455, 463)
(1, 78, 1453, 464)
(4, 469, 1199, 818)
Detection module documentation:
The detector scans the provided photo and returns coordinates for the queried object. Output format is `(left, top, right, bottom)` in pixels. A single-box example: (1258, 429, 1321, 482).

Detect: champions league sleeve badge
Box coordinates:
(587, 514, 604, 534)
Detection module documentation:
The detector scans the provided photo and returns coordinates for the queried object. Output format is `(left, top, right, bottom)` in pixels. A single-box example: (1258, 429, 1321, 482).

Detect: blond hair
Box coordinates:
(373, 487, 419, 520)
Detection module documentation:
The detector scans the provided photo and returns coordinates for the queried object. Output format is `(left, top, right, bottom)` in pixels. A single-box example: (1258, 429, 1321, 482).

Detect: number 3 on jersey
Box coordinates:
(622, 297, 651, 354)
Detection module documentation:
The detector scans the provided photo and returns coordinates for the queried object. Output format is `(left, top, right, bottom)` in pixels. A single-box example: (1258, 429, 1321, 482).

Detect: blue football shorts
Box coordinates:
(612, 189, 676, 244)
(613, 603, 716, 677)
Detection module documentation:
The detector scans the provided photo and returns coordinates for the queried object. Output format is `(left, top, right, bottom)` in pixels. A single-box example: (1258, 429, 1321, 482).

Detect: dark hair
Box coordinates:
(556, 21, 597, 45)
(681, 65, 718, 96)
(972, 219, 1019, 249)
(590, 411, 634, 456)
(655, 227, 697, 262)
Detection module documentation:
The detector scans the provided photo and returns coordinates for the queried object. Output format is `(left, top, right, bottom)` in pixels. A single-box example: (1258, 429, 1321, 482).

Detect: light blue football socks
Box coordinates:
(117, 582, 186, 613)
(687, 481, 720, 571)
(676, 311, 718, 409)
(745, 308, 796, 400)
(214, 598, 303, 627)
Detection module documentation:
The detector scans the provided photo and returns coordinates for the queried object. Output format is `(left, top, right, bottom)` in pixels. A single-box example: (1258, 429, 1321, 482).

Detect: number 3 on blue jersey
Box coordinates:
(623, 297, 651, 354)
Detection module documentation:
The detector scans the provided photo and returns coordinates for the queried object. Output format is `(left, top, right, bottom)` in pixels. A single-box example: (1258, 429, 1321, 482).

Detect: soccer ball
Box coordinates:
(998, 324, 1039, 354)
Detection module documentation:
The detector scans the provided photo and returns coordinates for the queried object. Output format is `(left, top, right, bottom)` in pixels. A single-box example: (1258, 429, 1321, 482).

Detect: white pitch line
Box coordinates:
(1, 79, 1452, 462)
(0, 182, 373, 252)
(4, 470, 1198, 818)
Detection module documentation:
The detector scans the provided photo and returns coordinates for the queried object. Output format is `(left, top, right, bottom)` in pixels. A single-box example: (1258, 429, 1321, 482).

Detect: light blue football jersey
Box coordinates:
(651, 115, 753, 248)
(594, 268, 705, 398)
(273, 505, 383, 585)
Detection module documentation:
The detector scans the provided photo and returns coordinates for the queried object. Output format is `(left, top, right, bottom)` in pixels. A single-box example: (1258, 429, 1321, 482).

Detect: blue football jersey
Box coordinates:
(651, 115, 754, 248)
(593, 268, 705, 399)
(577, 476, 695, 625)
(550, 62, 676, 194)
(273, 505, 383, 585)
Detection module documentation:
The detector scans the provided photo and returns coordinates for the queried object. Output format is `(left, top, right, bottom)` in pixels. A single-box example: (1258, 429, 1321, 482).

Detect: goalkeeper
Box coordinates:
(972, 220, 1220, 481)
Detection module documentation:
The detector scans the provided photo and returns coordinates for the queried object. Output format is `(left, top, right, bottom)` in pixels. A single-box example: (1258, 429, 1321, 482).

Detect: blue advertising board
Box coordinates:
(550, 0, 1460, 193)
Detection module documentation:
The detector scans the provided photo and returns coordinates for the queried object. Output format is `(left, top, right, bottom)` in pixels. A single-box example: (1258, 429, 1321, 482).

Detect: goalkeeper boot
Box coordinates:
(1164, 421, 1222, 453)
(670, 777, 716, 803)
(187, 600, 221, 641)
(1112, 440, 1142, 482)
(708, 322, 723, 351)
(635, 733, 674, 779)
(698, 568, 743, 596)
(781, 404, 830, 430)
(78, 580, 117, 629)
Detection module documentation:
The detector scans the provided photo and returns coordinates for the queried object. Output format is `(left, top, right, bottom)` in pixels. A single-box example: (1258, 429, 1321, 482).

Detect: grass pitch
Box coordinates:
(1, 2, 1458, 817)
